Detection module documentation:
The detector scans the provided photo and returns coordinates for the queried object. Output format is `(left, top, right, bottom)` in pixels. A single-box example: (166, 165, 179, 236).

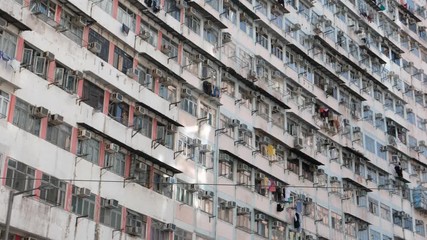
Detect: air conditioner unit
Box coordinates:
(111, 93, 124, 103)
(77, 187, 91, 198)
(345, 215, 354, 223)
(256, 95, 265, 102)
(237, 207, 250, 215)
(32, 106, 49, 118)
(71, 16, 86, 27)
(199, 190, 214, 199)
(237, 163, 249, 172)
(121, 24, 130, 35)
(292, 23, 301, 31)
(181, 88, 192, 98)
(219, 153, 231, 163)
(187, 7, 197, 15)
(343, 119, 350, 126)
(186, 183, 199, 192)
(138, 30, 151, 40)
(49, 114, 64, 125)
(77, 129, 92, 140)
(353, 127, 361, 133)
(276, 144, 284, 151)
(225, 201, 236, 208)
(363, 105, 370, 112)
(272, 220, 282, 228)
(104, 199, 119, 208)
(238, 124, 248, 132)
(175, 0, 187, 9)
(330, 176, 339, 182)
(152, 68, 163, 78)
(380, 146, 388, 152)
(162, 223, 176, 231)
(135, 162, 147, 172)
(126, 226, 142, 236)
(228, 119, 240, 128)
(272, 105, 280, 113)
(419, 141, 426, 147)
(126, 68, 137, 78)
(88, 42, 102, 54)
(294, 137, 304, 149)
(204, 20, 213, 29)
(190, 138, 202, 148)
(134, 106, 146, 116)
(200, 144, 212, 153)
(0, 17, 7, 29)
(161, 44, 172, 54)
(43, 51, 55, 61)
(256, 172, 265, 180)
(317, 169, 325, 175)
(167, 124, 177, 133)
(375, 113, 383, 119)
(247, 70, 258, 81)
(406, 108, 413, 113)
(105, 143, 120, 153)
(160, 76, 174, 86)
(222, 32, 232, 43)
(416, 219, 423, 225)
(255, 213, 266, 221)
(192, 53, 205, 64)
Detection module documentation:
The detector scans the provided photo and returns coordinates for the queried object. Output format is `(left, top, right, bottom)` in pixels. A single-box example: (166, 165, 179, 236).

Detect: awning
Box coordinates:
(230, 0, 260, 20)
(136, 101, 183, 127)
(127, 0, 148, 11)
(342, 177, 373, 192)
(396, 175, 411, 184)
(77, 122, 182, 174)
(290, 148, 324, 166)
(398, 4, 422, 22)
(187, 2, 227, 29)
(0, 9, 31, 31)
(287, 111, 320, 130)
(344, 212, 371, 224)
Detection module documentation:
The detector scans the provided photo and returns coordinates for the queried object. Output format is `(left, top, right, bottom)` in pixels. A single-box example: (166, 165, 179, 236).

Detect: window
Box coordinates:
(83, 80, 104, 110)
(317, 205, 329, 225)
(54, 63, 78, 93)
(133, 114, 153, 138)
(177, 134, 195, 158)
(164, 0, 181, 21)
(5, 159, 35, 192)
(129, 156, 151, 187)
(126, 210, 147, 238)
(71, 186, 96, 220)
(204, 28, 219, 44)
(156, 122, 175, 149)
(105, 151, 126, 177)
(140, 20, 158, 48)
(12, 98, 41, 136)
(46, 123, 72, 151)
(415, 220, 425, 236)
(239, 14, 253, 37)
(113, 46, 133, 74)
(21, 44, 48, 77)
(161, 36, 179, 61)
(199, 196, 213, 214)
(117, 3, 136, 32)
(39, 173, 66, 207)
(236, 207, 251, 230)
(219, 157, 233, 180)
(60, 10, 84, 45)
(150, 219, 169, 240)
(392, 209, 402, 226)
(331, 211, 342, 231)
(88, 29, 110, 62)
(98, 0, 113, 14)
(108, 101, 129, 125)
(77, 138, 100, 164)
(223, 7, 237, 24)
(185, 14, 201, 34)
(199, 103, 215, 126)
(175, 180, 194, 206)
(181, 95, 198, 116)
(100, 198, 122, 229)
(136, 65, 154, 91)
(0, 90, 10, 118)
(221, 79, 235, 97)
(0, 29, 17, 58)
(174, 228, 192, 240)
(30, 0, 56, 20)
(153, 171, 173, 198)
(255, 215, 268, 237)
(370, 230, 380, 240)
(218, 199, 233, 223)
(236, 164, 251, 188)
(159, 84, 177, 102)
(368, 198, 379, 215)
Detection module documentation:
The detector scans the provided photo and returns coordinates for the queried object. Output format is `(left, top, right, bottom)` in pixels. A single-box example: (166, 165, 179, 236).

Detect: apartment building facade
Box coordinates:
(1, 0, 427, 239)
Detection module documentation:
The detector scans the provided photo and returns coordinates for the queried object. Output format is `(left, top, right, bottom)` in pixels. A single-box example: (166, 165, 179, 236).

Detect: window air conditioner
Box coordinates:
(199, 190, 214, 199)
(330, 176, 339, 182)
(105, 143, 120, 153)
(138, 30, 151, 40)
(219, 153, 231, 163)
(77, 187, 91, 198)
(228, 119, 240, 128)
(225, 201, 236, 209)
(294, 137, 304, 149)
(135, 162, 147, 172)
(126, 226, 142, 236)
(111, 93, 124, 103)
(152, 68, 163, 78)
(166, 124, 177, 133)
(272, 221, 282, 228)
(161, 44, 172, 54)
(255, 213, 266, 221)
(222, 32, 232, 43)
(238, 123, 248, 132)
(200, 144, 212, 153)
(103, 199, 119, 208)
(88, 42, 102, 54)
(181, 88, 192, 98)
(43, 51, 55, 61)
(237, 163, 249, 172)
(353, 127, 361, 133)
(32, 106, 49, 118)
(126, 68, 137, 78)
(77, 129, 92, 140)
(204, 20, 213, 29)
(162, 223, 176, 231)
(0, 17, 7, 29)
(186, 183, 199, 192)
(176, 0, 187, 9)
(256, 172, 265, 180)
(237, 207, 250, 215)
(48, 114, 64, 125)
(192, 53, 205, 63)
(134, 106, 146, 116)
(71, 16, 87, 27)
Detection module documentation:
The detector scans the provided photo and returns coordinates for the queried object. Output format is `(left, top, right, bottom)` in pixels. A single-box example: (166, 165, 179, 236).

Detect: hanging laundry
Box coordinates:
(277, 203, 284, 212)
(284, 188, 291, 203)
(203, 81, 213, 96)
(269, 180, 276, 192)
(275, 187, 283, 202)
(294, 212, 301, 229)
(296, 200, 303, 214)
(266, 144, 276, 157)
